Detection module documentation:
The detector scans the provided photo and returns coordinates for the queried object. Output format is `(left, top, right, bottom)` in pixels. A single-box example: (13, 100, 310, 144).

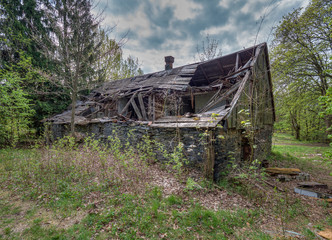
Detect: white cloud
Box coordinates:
(200, 23, 232, 36)
(172, 0, 202, 20)
(149, 0, 202, 20)
(94, 0, 311, 73)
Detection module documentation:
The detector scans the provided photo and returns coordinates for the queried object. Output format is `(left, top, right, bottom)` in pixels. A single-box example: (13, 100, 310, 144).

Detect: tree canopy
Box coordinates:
(271, 0, 331, 140)
(0, 0, 144, 145)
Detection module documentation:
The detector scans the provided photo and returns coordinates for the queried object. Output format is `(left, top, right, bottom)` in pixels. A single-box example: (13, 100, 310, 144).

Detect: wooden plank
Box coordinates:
(130, 97, 143, 120)
(169, 81, 191, 85)
(180, 69, 197, 74)
(148, 95, 152, 120)
(199, 85, 223, 112)
(198, 81, 241, 113)
(158, 84, 188, 89)
(225, 70, 251, 118)
(154, 116, 222, 123)
(191, 88, 194, 109)
(119, 91, 138, 115)
(235, 53, 240, 71)
(150, 121, 218, 128)
(318, 229, 332, 240)
(265, 167, 301, 176)
(174, 77, 192, 81)
(153, 94, 155, 122)
(138, 92, 147, 120)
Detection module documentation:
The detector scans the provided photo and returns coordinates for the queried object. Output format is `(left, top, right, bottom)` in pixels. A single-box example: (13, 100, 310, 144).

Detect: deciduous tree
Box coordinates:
(271, 0, 331, 140)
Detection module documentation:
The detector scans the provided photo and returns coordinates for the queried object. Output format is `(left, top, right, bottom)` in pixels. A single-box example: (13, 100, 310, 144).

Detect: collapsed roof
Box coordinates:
(48, 42, 273, 128)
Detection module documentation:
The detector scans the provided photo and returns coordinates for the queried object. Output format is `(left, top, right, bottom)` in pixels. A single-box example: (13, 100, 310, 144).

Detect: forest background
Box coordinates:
(0, 0, 331, 147)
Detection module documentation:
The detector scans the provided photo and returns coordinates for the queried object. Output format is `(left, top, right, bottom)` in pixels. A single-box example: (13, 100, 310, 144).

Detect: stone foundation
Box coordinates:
(51, 121, 273, 179)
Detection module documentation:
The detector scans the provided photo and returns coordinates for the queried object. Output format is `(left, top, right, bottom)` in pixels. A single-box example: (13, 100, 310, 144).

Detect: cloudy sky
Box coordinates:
(95, 0, 309, 73)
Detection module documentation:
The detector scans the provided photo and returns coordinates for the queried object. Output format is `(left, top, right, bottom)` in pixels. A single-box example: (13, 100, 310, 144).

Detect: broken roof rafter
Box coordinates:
(47, 43, 272, 128)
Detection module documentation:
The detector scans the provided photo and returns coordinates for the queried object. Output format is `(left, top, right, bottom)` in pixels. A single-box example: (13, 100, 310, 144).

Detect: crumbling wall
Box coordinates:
(50, 122, 272, 179)
(253, 125, 273, 161)
(51, 122, 241, 171)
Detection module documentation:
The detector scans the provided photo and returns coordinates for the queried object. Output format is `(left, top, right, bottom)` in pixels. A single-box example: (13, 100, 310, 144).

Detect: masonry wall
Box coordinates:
(50, 121, 272, 179)
(253, 125, 273, 161)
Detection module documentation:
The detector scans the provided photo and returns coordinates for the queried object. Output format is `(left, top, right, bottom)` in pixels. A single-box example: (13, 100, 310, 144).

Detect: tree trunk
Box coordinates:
(70, 91, 77, 136)
(295, 126, 300, 140)
(204, 131, 215, 180)
(70, 75, 78, 136)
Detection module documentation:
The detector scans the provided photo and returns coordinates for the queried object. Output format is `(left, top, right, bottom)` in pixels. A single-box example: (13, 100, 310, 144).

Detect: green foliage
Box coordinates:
(117, 55, 144, 79)
(0, 61, 35, 146)
(319, 87, 332, 157)
(0, 0, 48, 68)
(93, 29, 143, 83)
(0, 137, 266, 239)
(271, 0, 331, 141)
(319, 87, 332, 121)
(1, 0, 144, 139)
(168, 142, 188, 174)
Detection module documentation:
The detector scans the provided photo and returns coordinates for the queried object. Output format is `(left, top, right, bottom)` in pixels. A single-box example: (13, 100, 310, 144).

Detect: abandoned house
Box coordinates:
(49, 42, 275, 179)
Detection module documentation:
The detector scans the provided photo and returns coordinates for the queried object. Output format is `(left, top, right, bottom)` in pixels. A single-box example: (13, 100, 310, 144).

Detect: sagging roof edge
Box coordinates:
(94, 42, 267, 94)
(263, 44, 276, 122)
(48, 42, 273, 128)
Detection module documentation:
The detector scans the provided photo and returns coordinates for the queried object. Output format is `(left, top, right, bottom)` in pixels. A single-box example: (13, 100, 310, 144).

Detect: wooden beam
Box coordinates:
(225, 70, 251, 118)
(119, 91, 138, 115)
(148, 95, 152, 120)
(235, 53, 240, 71)
(130, 97, 143, 120)
(190, 87, 194, 109)
(198, 81, 241, 113)
(152, 94, 156, 122)
(138, 92, 147, 120)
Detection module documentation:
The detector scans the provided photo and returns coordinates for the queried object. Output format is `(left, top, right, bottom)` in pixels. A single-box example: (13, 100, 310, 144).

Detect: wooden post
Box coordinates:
(190, 88, 194, 110)
(138, 92, 147, 120)
(120, 91, 138, 115)
(131, 97, 143, 120)
(205, 130, 215, 180)
(152, 94, 156, 122)
(148, 95, 152, 120)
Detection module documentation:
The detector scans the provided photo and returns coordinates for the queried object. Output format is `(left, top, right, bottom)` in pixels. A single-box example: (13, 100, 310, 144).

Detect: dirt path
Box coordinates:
(273, 142, 330, 147)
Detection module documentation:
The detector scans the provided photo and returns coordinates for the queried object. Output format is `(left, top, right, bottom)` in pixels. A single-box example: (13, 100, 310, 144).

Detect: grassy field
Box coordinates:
(0, 134, 331, 239)
(271, 133, 332, 182)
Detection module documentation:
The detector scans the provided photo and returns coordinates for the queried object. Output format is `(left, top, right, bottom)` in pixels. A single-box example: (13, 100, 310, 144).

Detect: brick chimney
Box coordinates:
(165, 56, 174, 70)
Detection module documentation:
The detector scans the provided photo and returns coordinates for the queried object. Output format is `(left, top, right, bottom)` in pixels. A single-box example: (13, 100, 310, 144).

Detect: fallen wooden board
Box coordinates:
(265, 167, 301, 175)
(298, 182, 328, 189)
(318, 229, 332, 240)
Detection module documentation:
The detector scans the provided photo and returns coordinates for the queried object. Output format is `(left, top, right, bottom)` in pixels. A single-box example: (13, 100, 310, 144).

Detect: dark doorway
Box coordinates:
(242, 137, 251, 161)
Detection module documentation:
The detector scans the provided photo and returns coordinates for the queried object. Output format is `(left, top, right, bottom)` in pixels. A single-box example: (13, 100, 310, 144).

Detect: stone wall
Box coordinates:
(253, 125, 273, 161)
(51, 121, 207, 165)
(50, 121, 272, 179)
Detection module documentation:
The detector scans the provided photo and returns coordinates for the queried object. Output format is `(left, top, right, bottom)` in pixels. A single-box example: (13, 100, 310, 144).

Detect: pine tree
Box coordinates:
(44, 0, 102, 135)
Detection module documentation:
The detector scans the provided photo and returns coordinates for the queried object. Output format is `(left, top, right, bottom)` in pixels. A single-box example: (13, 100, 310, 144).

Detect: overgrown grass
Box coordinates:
(269, 133, 332, 233)
(0, 136, 268, 239)
(273, 132, 329, 145)
(271, 133, 331, 173)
